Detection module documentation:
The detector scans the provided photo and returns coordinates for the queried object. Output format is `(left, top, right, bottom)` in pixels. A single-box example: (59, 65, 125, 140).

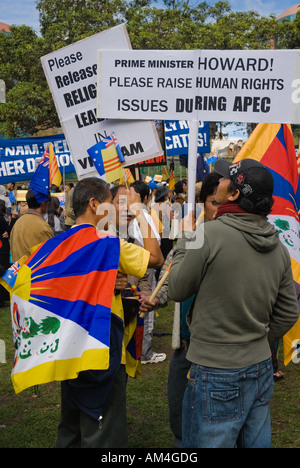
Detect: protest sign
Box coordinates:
(135, 155, 166, 167)
(41, 25, 163, 180)
(97, 49, 300, 124)
(0, 135, 75, 184)
(165, 120, 210, 156)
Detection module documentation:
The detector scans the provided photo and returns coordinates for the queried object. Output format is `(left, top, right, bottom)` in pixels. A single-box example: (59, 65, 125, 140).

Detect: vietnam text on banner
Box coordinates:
(97, 49, 300, 124)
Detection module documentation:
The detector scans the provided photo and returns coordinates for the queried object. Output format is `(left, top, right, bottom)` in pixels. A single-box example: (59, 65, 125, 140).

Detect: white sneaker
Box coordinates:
(141, 352, 167, 365)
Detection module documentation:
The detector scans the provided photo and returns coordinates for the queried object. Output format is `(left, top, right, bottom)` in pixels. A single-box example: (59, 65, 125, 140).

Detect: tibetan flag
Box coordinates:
(234, 123, 300, 365)
(87, 136, 123, 183)
(124, 314, 144, 379)
(0, 256, 27, 294)
(49, 143, 62, 187)
(29, 146, 50, 203)
(1, 224, 121, 394)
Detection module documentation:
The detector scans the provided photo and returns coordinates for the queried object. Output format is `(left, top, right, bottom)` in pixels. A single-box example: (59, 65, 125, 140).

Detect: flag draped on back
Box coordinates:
(234, 123, 300, 365)
(124, 314, 145, 379)
(0, 256, 27, 294)
(0, 224, 121, 394)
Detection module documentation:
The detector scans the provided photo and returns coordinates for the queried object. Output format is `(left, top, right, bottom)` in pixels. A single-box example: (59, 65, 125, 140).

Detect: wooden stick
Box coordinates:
(121, 164, 130, 189)
(139, 210, 204, 318)
(196, 210, 205, 226)
(139, 263, 171, 318)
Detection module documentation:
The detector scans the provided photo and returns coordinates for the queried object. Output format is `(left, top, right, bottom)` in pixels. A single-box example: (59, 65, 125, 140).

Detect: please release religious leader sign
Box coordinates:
(41, 26, 163, 180)
(97, 49, 300, 124)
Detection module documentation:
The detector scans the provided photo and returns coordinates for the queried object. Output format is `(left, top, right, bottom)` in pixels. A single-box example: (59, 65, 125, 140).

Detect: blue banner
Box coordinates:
(164, 120, 210, 157)
(0, 134, 75, 184)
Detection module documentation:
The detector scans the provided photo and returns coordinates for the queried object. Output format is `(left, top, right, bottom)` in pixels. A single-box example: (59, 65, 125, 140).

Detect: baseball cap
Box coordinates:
(214, 159, 274, 203)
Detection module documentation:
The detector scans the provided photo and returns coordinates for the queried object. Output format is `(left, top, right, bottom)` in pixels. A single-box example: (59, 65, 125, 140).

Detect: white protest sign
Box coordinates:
(41, 25, 163, 179)
(97, 49, 300, 124)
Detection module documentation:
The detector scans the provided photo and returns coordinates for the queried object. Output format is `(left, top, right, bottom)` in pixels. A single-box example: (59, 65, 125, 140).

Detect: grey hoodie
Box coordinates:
(168, 213, 299, 369)
(0, 185, 11, 212)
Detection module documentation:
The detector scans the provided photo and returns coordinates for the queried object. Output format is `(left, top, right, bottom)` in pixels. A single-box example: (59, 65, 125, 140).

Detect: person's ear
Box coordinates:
(89, 197, 98, 214)
(228, 188, 240, 202)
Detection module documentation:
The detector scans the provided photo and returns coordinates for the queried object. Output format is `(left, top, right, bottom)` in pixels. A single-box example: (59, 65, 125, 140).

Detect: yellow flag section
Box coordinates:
(102, 145, 123, 183)
(234, 123, 300, 365)
(9, 275, 109, 394)
(120, 168, 135, 185)
(169, 168, 175, 191)
(48, 143, 62, 187)
(162, 166, 169, 181)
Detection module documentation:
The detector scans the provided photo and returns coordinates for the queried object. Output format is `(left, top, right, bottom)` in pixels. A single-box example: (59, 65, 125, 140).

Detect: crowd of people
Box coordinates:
(0, 160, 299, 448)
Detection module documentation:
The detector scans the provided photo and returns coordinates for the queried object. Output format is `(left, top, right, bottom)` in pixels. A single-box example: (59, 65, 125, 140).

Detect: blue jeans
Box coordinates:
(182, 357, 274, 448)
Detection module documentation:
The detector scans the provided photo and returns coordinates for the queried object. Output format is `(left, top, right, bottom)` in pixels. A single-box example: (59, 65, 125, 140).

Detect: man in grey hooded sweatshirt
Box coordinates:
(168, 158, 299, 449)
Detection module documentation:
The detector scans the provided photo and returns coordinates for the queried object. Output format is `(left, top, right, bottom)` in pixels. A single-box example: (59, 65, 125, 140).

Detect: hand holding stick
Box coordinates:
(139, 263, 171, 318)
(138, 209, 204, 318)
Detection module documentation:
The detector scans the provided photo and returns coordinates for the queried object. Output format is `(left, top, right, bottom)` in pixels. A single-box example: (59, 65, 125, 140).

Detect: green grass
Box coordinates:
(0, 303, 299, 448)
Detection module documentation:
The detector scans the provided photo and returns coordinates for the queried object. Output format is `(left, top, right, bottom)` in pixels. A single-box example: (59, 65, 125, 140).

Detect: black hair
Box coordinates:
(174, 180, 187, 194)
(0, 199, 6, 217)
(73, 177, 110, 218)
(110, 184, 126, 200)
(200, 173, 222, 203)
(26, 188, 41, 209)
(130, 181, 150, 204)
(229, 178, 274, 217)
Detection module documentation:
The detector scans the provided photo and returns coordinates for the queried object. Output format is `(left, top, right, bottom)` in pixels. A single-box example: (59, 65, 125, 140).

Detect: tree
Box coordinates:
(0, 25, 59, 137)
(36, 0, 150, 49)
(125, 1, 211, 50)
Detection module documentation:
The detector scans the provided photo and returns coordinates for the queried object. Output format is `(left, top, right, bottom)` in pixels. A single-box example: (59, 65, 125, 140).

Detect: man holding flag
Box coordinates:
(56, 178, 163, 448)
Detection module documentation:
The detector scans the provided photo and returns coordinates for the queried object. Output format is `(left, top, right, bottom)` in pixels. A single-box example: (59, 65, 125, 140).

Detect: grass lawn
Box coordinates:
(0, 303, 299, 448)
